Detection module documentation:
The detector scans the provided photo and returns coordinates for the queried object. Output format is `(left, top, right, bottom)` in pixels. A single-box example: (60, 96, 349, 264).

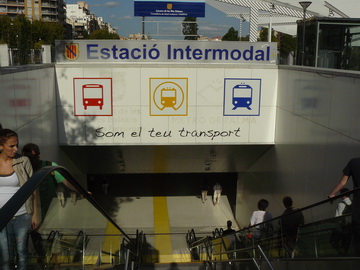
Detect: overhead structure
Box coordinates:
(207, 0, 360, 41)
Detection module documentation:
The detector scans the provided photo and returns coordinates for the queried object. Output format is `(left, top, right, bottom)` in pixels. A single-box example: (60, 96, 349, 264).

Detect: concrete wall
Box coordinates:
(236, 66, 360, 227)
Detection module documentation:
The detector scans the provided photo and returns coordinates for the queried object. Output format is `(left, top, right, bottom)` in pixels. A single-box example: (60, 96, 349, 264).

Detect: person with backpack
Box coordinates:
(280, 196, 304, 257)
(335, 188, 352, 217)
(249, 199, 273, 239)
(329, 158, 360, 255)
(21, 143, 78, 220)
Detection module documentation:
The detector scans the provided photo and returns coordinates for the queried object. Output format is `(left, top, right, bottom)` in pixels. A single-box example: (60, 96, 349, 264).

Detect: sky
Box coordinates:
(66, 0, 249, 39)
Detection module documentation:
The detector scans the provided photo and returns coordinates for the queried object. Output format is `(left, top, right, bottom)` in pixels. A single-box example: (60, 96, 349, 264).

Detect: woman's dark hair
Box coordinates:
(0, 124, 18, 146)
(227, 220, 232, 228)
(258, 199, 269, 211)
(22, 143, 41, 157)
(283, 196, 293, 208)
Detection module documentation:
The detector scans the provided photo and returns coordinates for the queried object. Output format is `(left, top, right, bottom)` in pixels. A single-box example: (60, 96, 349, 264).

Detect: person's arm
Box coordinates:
(32, 188, 41, 230)
(328, 175, 349, 198)
(24, 157, 40, 229)
(63, 178, 92, 196)
(51, 162, 77, 192)
(62, 179, 77, 192)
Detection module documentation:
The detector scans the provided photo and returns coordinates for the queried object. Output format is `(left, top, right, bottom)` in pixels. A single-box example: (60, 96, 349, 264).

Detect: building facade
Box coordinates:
(66, 1, 117, 39)
(0, 0, 66, 23)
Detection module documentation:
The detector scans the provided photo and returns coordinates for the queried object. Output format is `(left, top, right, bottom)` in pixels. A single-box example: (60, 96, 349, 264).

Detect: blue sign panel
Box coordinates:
(134, 0, 205, 17)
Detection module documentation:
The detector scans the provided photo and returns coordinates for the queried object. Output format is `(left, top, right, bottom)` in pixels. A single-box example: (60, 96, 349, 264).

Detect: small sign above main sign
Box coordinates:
(134, 0, 205, 17)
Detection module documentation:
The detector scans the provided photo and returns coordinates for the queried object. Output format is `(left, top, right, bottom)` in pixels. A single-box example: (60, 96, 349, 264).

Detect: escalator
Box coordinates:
(2, 165, 360, 270)
(0, 165, 142, 270)
(186, 188, 360, 270)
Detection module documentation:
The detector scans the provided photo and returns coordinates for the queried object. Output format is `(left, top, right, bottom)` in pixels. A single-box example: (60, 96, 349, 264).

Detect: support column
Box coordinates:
(0, 44, 10, 67)
(41, 45, 51, 64)
(249, 8, 259, 42)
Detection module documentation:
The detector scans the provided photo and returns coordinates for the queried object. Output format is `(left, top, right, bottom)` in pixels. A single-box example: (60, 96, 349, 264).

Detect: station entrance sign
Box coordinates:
(56, 40, 277, 145)
(56, 40, 277, 65)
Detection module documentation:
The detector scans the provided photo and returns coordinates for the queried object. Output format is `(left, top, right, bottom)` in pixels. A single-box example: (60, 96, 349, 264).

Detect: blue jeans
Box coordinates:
(0, 214, 31, 270)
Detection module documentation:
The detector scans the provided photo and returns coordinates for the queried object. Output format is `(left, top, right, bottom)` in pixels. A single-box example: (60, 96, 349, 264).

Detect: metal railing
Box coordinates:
(187, 187, 360, 267)
(0, 166, 141, 269)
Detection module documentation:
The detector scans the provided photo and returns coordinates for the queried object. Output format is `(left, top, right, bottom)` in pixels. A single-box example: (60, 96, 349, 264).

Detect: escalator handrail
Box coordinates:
(241, 186, 360, 234)
(192, 187, 360, 260)
(0, 165, 133, 244)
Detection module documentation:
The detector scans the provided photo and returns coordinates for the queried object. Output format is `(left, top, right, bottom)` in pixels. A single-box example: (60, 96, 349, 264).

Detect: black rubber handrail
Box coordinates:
(0, 165, 133, 244)
(242, 186, 360, 233)
(187, 186, 360, 249)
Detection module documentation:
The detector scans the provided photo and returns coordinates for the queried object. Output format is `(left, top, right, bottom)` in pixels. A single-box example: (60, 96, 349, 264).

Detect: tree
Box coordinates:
(31, 20, 64, 49)
(14, 15, 32, 65)
(88, 29, 119, 39)
(0, 16, 13, 44)
(182, 17, 198, 40)
(278, 32, 297, 64)
(258, 27, 277, 42)
(222, 27, 239, 41)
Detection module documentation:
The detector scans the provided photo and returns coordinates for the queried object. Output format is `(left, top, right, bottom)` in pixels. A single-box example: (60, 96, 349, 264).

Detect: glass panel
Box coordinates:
(318, 23, 360, 71)
(0, 168, 136, 268)
(24, 168, 128, 269)
(188, 189, 359, 262)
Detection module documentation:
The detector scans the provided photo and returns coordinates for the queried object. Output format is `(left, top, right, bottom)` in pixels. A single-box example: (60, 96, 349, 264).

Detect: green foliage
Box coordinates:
(182, 17, 198, 40)
(82, 30, 89, 39)
(259, 27, 278, 42)
(16, 15, 32, 64)
(222, 27, 240, 41)
(0, 16, 12, 44)
(241, 35, 250, 41)
(88, 29, 119, 39)
(0, 16, 64, 48)
(278, 33, 296, 55)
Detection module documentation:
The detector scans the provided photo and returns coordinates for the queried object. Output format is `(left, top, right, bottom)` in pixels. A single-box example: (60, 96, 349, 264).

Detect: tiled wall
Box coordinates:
(0, 67, 57, 151)
(236, 66, 360, 227)
(3, 64, 360, 227)
(55, 64, 278, 145)
(0, 66, 86, 186)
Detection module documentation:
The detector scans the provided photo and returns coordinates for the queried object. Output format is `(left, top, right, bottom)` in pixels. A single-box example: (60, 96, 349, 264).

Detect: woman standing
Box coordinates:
(0, 125, 40, 270)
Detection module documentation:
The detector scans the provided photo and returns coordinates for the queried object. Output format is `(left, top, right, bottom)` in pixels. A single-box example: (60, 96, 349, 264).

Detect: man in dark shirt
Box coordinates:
(329, 158, 360, 256)
(280, 196, 304, 256)
(222, 220, 235, 236)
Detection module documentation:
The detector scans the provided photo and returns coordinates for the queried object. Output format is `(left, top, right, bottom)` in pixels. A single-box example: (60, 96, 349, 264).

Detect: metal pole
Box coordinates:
(301, 11, 305, 65)
(268, 4, 275, 42)
(268, 15, 272, 42)
(239, 17, 242, 41)
(142, 16, 145, 40)
(299, 2, 312, 65)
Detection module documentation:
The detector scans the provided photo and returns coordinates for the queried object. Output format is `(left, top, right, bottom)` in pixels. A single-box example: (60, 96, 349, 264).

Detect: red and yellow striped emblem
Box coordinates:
(65, 43, 79, 60)
(167, 4, 172, 9)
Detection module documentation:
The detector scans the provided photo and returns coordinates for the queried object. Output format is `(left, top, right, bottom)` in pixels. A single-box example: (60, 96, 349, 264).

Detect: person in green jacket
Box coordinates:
(22, 143, 78, 220)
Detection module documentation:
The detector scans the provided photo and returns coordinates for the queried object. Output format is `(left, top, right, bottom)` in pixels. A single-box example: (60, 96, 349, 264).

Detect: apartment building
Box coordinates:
(0, 0, 65, 23)
(66, 1, 117, 39)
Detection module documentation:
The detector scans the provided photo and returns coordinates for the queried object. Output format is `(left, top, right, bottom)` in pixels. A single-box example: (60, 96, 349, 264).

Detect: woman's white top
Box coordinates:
(250, 210, 273, 226)
(0, 172, 27, 216)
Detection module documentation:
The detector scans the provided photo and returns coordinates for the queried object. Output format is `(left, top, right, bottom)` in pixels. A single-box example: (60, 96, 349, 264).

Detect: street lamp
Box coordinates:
(299, 1, 312, 65)
(268, 4, 276, 42)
